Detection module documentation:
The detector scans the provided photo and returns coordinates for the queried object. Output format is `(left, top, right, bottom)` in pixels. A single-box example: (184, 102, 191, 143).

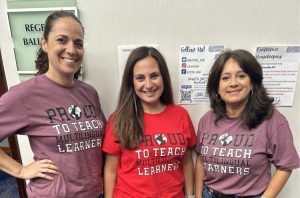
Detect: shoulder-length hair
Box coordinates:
(114, 46, 174, 149)
(207, 49, 274, 129)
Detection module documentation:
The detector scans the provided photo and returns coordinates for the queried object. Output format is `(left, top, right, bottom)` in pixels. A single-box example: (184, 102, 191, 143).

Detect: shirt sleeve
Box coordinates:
(102, 115, 121, 154)
(185, 110, 197, 148)
(93, 90, 107, 134)
(0, 89, 29, 142)
(195, 113, 207, 154)
(268, 120, 300, 170)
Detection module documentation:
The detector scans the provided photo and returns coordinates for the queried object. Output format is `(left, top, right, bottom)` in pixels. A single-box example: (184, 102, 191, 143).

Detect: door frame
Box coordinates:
(0, 50, 28, 198)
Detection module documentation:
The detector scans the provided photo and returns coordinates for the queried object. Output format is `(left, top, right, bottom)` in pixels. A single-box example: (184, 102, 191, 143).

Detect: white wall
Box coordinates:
(1, 0, 299, 197)
(0, 0, 33, 171)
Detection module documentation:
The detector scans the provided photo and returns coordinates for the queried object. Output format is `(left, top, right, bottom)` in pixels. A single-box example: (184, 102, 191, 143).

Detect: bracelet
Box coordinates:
(184, 195, 195, 198)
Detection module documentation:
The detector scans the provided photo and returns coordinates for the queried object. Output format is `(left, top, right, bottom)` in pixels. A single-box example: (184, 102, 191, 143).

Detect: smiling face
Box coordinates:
(133, 56, 164, 112)
(218, 58, 252, 113)
(42, 17, 84, 84)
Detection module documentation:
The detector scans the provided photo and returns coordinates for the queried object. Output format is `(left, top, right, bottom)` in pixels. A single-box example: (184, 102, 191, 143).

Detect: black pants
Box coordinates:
(203, 185, 262, 198)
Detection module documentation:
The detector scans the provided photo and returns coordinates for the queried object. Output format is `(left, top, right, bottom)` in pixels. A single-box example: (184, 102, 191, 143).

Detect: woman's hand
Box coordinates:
(19, 159, 59, 180)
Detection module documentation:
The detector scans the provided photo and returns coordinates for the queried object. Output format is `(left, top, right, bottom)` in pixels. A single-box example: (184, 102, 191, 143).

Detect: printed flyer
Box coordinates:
(179, 45, 224, 104)
(255, 46, 300, 106)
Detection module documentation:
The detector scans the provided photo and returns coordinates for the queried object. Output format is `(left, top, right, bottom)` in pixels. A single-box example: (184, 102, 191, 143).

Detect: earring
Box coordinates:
(249, 90, 253, 96)
(215, 93, 222, 102)
(133, 95, 138, 114)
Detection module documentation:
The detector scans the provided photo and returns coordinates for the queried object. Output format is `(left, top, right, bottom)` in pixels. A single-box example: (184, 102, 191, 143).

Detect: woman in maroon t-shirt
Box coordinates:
(195, 49, 299, 198)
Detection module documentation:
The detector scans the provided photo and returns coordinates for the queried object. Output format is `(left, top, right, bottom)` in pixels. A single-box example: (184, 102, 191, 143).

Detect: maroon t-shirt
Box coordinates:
(0, 75, 106, 198)
(103, 105, 197, 198)
(195, 110, 300, 196)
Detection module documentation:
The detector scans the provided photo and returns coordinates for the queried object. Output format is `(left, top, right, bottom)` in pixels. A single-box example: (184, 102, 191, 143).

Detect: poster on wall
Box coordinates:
(255, 46, 300, 106)
(178, 45, 224, 104)
(117, 44, 159, 83)
(7, 7, 77, 74)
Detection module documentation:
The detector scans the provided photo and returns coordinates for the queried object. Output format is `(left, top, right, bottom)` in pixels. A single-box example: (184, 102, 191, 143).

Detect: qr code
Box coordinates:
(180, 89, 192, 103)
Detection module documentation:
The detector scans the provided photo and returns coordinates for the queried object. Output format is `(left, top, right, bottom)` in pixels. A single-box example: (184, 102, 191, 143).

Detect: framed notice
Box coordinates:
(7, 7, 77, 74)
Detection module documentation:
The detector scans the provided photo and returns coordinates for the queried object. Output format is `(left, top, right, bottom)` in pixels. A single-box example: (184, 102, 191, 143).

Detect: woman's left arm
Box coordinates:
(183, 148, 194, 197)
(261, 169, 292, 198)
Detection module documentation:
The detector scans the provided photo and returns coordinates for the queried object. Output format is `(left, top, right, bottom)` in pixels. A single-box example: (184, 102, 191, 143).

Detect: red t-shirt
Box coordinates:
(102, 105, 196, 198)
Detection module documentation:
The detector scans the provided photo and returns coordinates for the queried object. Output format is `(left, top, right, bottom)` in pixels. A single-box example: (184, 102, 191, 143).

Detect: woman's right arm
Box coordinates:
(0, 149, 59, 180)
(104, 153, 120, 198)
(195, 154, 205, 198)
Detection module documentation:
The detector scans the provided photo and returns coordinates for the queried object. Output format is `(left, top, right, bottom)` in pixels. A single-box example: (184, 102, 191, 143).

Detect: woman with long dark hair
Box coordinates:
(103, 46, 196, 198)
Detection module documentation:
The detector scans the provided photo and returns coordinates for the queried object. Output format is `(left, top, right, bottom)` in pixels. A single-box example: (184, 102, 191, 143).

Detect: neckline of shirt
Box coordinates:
(144, 105, 171, 117)
(41, 74, 78, 90)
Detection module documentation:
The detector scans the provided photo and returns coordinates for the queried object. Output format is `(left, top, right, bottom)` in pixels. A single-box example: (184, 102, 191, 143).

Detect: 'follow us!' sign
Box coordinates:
(7, 7, 77, 74)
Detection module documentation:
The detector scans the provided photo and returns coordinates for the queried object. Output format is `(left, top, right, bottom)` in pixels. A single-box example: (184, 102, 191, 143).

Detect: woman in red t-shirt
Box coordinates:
(103, 46, 196, 198)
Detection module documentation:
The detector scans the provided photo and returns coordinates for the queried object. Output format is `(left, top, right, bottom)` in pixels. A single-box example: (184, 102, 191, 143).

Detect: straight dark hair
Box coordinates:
(114, 46, 174, 149)
(207, 49, 274, 129)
